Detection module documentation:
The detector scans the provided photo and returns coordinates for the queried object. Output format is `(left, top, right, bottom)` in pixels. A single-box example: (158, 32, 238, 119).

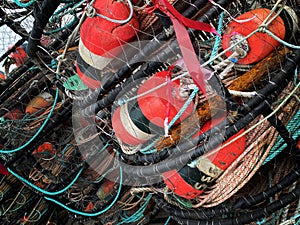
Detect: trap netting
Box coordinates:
(0, 0, 299, 224)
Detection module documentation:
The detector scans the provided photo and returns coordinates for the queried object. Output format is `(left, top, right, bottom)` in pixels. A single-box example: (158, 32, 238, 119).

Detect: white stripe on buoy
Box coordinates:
(79, 38, 113, 71)
(120, 103, 155, 142)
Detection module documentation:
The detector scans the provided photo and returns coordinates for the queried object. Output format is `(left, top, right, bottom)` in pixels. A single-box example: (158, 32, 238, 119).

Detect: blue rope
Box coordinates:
(13, 0, 36, 7)
(7, 167, 84, 196)
(0, 88, 59, 154)
(44, 164, 123, 216)
(209, 12, 224, 63)
(263, 109, 300, 165)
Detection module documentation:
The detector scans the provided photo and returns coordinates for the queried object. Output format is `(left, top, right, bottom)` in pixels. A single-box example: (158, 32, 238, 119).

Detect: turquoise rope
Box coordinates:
(14, 0, 36, 7)
(295, 214, 300, 225)
(7, 167, 84, 196)
(45, 16, 78, 35)
(168, 87, 199, 129)
(51, 0, 85, 21)
(256, 218, 267, 225)
(164, 216, 171, 225)
(209, 12, 224, 63)
(263, 109, 300, 165)
(140, 87, 199, 154)
(139, 142, 156, 154)
(50, 2, 74, 21)
(265, 30, 300, 49)
(256, 209, 284, 225)
(0, 88, 59, 154)
(117, 194, 152, 224)
(44, 164, 123, 216)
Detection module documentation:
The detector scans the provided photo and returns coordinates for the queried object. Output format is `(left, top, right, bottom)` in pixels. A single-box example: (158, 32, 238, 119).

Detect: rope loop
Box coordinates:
(86, 4, 96, 18)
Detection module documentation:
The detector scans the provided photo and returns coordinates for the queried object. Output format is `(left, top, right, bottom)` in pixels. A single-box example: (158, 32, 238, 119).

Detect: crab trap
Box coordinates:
(0, 0, 299, 224)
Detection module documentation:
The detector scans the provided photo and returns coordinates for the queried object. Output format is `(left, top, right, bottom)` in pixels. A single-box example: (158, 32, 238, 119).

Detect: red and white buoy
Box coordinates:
(76, 0, 139, 89)
(222, 6, 297, 64)
(163, 117, 246, 199)
(112, 70, 194, 152)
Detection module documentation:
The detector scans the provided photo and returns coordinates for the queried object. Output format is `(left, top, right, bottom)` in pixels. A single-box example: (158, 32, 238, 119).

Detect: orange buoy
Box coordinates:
(25, 92, 54, 115)
(76, 0, 139, 89)
(163, 116, 246, 199)
(222, 7, 296, 64)
(112, 70, 193, 148)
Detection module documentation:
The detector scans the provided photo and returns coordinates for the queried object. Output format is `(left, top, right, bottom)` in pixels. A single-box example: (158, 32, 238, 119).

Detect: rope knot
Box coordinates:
(86, 5, 96, 18)
(258, 25, 267, 33)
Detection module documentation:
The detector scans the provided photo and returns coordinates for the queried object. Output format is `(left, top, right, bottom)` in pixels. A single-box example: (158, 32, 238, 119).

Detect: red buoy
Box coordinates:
(112, 70, 194, 148)
(163, 116, 246, 199)
(222, 8, 286, 64)
(33, 142, 56, 155)
(76, 0, 139, 89)
(3, 108, 24, 120)
(0, 163, 9, 176)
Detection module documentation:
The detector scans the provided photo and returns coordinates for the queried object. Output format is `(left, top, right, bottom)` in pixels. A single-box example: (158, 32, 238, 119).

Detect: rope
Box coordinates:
(0, 87, 59, 154)
(7, 167, 84, 196)
(87, 0, 134, 23)
(168, 86, 199, 129)
(164, 216, 171, 225)
(264, 30, 300, 50)
(209, 12, 224, 63)
(13, 0, 36, 7)
(117, 194, 152, 224)
(44, 163, 123, 216)
(264, 109, 300, 164)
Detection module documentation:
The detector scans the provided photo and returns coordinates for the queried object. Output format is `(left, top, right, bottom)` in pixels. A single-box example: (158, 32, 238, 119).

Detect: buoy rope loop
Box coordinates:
(87, 0, 134, 24)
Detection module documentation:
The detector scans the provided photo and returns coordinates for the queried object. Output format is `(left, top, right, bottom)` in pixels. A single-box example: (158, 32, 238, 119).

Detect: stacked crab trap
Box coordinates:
(0, 0, 299, 224)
